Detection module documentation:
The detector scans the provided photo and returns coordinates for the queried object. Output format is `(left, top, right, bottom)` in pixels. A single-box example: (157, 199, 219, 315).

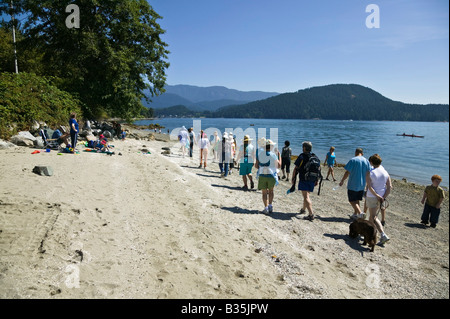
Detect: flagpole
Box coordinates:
(11, 0, 19, 74)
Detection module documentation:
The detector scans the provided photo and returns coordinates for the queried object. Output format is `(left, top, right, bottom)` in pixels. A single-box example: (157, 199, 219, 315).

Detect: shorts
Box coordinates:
(281, 157, 291, 173)
(365, 196, 380, 209)
(348, 190, 364, 202)
(298, 180, 315, 192)
(239, 162, 253, 176)
(258, 176, 276, 190)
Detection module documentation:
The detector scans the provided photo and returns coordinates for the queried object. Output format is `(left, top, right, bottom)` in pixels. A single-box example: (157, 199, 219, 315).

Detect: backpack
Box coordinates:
(281, 146, 291, 158)
(303, 153, 322, 183)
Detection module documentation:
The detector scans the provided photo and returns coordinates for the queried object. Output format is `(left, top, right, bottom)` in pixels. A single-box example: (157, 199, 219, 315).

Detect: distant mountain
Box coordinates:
(212, 84, 449, 122)
(142, 84, 280, 111)
(165, 84, 280, 103)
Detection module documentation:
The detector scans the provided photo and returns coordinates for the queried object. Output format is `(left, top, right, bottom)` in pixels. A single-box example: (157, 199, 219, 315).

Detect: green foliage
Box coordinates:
(140, 106, 154, 118)
(0, 72, 82, 139)
(212, 84, 449, 122)
(0, 25, 45, 74)
(1, 0, 169, 121)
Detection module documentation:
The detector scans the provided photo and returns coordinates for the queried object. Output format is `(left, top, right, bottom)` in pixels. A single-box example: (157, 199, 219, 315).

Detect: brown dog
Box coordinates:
(349, 219, 377, 252)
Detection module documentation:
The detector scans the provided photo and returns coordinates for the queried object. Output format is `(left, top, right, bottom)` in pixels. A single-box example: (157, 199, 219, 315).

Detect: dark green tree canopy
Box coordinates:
(1, 0, 169, 120)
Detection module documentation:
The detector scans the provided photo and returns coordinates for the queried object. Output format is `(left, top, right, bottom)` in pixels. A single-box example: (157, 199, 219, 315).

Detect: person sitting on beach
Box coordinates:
(255, 139, 280, 214)
(52, 126, 70, 147)
(421, 175, 445, 228)
(98, 134, 112, 152)
(236, 135, 256, 191)
(324, 146, 337, 181)
(365, 154, 391, 245)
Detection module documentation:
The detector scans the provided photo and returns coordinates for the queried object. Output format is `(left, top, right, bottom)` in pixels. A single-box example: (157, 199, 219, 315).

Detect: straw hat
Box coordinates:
(257, 137, 266, 147)
(266, 139, 276, 146)
(243, 135, 253, 142)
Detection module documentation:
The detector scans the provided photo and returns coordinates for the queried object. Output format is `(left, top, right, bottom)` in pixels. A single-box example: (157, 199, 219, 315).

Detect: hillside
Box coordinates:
(212, 84, 449, 122)
(142, 84, 280, 111)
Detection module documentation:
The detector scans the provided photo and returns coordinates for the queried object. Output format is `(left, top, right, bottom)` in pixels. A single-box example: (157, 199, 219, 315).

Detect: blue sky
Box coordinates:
(149, 0, 449, 104)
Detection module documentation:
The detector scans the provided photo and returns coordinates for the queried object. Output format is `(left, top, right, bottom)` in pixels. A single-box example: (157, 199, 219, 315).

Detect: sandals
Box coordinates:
(303, 214, 314, 221)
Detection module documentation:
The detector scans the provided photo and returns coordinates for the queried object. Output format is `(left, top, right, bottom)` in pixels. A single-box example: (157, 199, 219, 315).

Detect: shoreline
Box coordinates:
(0, 128, 448, 299)
(125, 124, 448, 190)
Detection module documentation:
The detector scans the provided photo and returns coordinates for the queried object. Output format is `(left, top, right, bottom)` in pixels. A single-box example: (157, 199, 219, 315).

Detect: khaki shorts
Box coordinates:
(258, 176, 276, 190)
(366, 196, 380, 209)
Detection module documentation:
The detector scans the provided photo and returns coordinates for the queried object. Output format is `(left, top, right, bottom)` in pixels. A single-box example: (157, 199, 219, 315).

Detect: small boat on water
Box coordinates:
(397, 133, 425, 138)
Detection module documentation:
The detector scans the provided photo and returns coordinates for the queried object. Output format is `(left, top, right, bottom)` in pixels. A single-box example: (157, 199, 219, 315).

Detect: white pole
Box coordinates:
(11, 0, 19, 74)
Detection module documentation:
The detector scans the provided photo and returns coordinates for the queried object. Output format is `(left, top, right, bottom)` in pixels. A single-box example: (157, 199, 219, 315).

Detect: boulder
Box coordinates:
(10, 135, 34, 147)
(0, 139, 18, 150)
(102, 131, 112, 139)
(32, 166, 54, 176)
(34, 136, 45, 148)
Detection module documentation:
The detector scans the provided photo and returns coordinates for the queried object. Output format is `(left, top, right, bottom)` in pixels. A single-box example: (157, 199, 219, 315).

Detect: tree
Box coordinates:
(1, 0, 170, 120)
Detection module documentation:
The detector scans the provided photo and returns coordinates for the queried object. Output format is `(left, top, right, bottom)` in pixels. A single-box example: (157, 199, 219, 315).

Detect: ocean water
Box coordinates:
(135, 118, 449, 187)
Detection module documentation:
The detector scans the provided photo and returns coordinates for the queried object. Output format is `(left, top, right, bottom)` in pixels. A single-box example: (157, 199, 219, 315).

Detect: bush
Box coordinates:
(0, 72, 82, 139)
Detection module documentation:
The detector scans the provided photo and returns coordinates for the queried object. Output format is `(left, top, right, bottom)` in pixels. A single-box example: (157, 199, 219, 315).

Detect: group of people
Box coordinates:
(178, 129, 446, 249)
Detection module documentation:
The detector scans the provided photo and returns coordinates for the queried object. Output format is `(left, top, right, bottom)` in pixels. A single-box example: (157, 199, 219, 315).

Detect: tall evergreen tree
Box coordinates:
(1, 0, 170, 120)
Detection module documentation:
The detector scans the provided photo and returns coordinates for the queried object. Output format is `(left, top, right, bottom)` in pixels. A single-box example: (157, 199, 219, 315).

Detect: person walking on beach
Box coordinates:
(281, 140, 292, 181)
(365, 154, 391, 245)
(69, 113, 79, 153)
(324, 146, 337, 181)
(219, 133, 232, 178)
(421, 175, 445, 228)
(188, 128, 196, 158)
(178, 126, 189, 158)
(291, 141, 319, 221)
(339, 148, 371, 219)
(199, 130, 210, 169)
(236, 135, 256, 191)
(211, 131, 220, 162)
(255, 139, 280, 214)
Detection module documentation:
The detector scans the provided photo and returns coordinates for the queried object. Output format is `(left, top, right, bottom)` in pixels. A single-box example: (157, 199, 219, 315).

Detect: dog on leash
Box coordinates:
(349, 219, 377, 252)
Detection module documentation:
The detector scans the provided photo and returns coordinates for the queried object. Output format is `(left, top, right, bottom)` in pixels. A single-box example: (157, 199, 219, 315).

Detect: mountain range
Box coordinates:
(144, 84, 449, 122)
(142, 84, 280, 111)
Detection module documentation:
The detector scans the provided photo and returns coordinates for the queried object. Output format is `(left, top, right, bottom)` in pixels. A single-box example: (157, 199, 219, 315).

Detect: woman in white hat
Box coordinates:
(236, 135, 256, 190)
(255, 139, 281, 214)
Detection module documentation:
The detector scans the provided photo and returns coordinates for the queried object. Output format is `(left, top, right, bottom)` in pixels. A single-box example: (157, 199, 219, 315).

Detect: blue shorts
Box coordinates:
(239, 162, 253, 176)
(298, 180, 315, 192)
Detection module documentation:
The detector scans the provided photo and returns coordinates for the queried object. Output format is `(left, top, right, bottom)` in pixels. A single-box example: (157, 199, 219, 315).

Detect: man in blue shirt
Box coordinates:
(339, 148, 371, 219)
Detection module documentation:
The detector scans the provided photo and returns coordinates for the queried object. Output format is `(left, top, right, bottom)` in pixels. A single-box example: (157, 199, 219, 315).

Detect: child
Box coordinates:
(421, 175, 445, 228)
(324, 146, 337, 181)
(281, 140, 292, 181)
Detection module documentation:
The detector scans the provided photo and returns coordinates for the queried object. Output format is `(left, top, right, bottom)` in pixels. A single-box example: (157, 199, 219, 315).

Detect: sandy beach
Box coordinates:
(0, 128, 448, 299)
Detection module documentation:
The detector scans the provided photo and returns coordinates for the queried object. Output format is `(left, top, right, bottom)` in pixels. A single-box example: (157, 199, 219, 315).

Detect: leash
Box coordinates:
(376, 198, 389, 216)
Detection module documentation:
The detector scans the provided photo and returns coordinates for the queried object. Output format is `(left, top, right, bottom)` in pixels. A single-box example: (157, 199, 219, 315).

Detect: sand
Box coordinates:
(0, 128, 448, 299)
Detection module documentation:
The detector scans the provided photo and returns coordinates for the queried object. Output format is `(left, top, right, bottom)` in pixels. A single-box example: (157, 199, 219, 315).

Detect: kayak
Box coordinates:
(396, 134, 424, 138)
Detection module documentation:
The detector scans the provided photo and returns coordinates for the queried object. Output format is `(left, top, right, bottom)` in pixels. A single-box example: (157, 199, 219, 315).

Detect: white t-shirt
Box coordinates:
(199, 138, 210, 149)
(367, 165, 389, 197)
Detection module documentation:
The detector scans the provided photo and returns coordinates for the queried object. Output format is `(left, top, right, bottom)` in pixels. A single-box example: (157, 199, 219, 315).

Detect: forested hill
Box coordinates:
(212, 84, 449, 122)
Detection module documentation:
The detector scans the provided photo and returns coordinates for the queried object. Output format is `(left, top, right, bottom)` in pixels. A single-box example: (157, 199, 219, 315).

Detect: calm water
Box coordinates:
(135, 118, 449, 187)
